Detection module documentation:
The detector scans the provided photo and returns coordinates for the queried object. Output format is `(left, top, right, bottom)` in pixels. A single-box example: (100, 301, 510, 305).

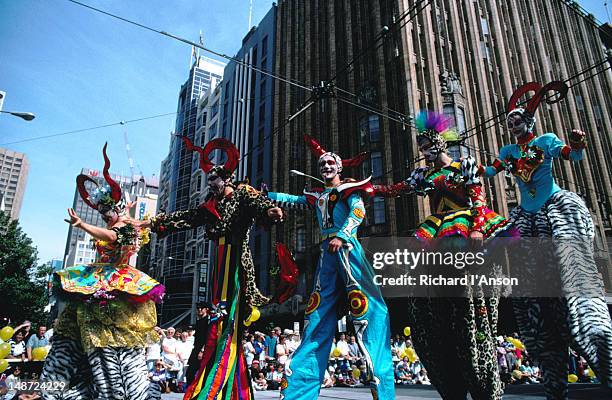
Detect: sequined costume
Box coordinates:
(150, 137, 280, 400)
(268, 135, 395, 400)
(40, 144, 164, 400)
(375, 112, 516, 400)
(482, 81, 612, 399)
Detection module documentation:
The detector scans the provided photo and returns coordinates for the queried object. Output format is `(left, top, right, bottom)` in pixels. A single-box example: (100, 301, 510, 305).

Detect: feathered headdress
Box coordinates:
(414, 111, 460, 150)
(303, 134, 368, 172)
(76, 143, 126, 214)
(506, 81, 568, 132)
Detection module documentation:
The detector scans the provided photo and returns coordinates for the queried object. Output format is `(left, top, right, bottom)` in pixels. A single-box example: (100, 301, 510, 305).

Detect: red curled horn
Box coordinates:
(342, 152, 369, 168)
(204, 138, 240, 175)
(181, 136, 240, 175)
(102, 143, 122, 202)
(507, 82, 542, 113)
(76, 174, 99, 210)
(526, 81, 568, 115)
(180, 136, 214, 173)
(304, 134, 326, 157)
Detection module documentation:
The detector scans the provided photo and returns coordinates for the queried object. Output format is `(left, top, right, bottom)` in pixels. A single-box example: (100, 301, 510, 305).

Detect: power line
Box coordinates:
(329, 0, 434, 122)
(66, 0, 313, 93)
(328, 0, 432, 83)
(461, 56, 611, 142)
(0, 112, 177, 146)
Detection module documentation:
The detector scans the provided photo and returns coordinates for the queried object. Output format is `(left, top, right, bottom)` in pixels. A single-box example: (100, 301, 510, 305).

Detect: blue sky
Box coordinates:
(0, 0, 609, 264)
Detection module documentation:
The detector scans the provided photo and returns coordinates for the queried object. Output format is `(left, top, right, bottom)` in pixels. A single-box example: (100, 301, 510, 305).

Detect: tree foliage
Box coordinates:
(0, 211, 49, 326)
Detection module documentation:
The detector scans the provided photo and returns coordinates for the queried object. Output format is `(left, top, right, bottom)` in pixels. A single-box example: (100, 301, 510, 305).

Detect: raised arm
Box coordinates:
(149, 206, 217, 237)
(374, 167, 430, 197)
(546, 130, 585, 161)
(267, 191, 311, 209)
(64, 208, 118, 242)
(237, 185, 283, 222)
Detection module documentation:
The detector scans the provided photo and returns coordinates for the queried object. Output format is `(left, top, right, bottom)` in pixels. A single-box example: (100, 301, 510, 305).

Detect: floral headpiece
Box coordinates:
(76, 143, 126, 215)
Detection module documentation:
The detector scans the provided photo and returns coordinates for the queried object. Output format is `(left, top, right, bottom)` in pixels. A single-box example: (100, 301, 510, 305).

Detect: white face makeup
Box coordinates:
(319, 154, 340, 181)
(208, 174, 226, 195)
(507, 114, 529, 139)
(418, 139, 441, 163)
(102, 210, 119, 225)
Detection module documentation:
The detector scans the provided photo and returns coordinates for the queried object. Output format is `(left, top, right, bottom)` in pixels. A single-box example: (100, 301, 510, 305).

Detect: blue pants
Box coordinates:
(281, 237, 395, 400)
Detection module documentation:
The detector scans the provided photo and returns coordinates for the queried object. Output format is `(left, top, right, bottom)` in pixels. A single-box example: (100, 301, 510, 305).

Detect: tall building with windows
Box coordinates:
(271, 0, 612, 324)
(154, 56, 225, 325)
(0, 147, 29, 220)
(218, 5, 278, 296)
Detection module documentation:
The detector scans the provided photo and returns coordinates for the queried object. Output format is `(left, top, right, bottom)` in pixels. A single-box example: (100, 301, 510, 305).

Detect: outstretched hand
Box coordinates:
(268, 207, 284, 222)
(64, 208, 82, 227)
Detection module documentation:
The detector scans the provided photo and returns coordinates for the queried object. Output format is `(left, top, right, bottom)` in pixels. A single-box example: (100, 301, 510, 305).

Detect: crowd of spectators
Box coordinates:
(0, 318, 601, 397)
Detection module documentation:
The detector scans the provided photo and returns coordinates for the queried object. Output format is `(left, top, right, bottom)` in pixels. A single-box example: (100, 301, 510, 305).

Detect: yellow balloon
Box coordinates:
(352, 368, 361, 379)
(0, 326, 14, 342)
(568, 374, 578, 383)
(244, 320, 252, 327)
(588, 368, 596, 378)
(332, 348, 341, 357)
(250, 307, 261, 322)
(32, 347, 49, 361)
(0, 343, 10, 359)
(403, 326, 411, 336)
(0, 359, 8, 374)
(406, 347, 418, 363)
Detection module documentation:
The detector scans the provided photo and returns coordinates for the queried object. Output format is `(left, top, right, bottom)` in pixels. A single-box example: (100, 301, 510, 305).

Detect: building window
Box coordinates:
(296, 226, 306, 252)
(359, 115, 381, 144)
(373, 198, 386, 224)
(371, 152, 383, 179)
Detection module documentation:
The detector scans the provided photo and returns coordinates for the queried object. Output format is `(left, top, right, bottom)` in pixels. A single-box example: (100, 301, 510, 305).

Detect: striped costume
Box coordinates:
(484, 131, 612, 399)
(41, 223, 164, 400)
(150, 185, 278, 400)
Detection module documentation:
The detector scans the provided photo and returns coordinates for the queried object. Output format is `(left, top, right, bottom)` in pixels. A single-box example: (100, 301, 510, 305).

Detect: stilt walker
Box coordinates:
(482, 81, 612, 399)
(40, 143, 165, 400)
(145, 137, 284, 400)
(267, 134, 395, 400)
(375, 111, 517, 400)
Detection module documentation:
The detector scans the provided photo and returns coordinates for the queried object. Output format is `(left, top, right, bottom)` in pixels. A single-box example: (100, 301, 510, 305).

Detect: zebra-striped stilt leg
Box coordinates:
(88, 347, 158, 400)
(39, 336, 94, 400)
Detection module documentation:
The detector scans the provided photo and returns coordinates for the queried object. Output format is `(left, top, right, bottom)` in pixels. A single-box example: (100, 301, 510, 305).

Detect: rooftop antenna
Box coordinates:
(248, 0, 253, 29)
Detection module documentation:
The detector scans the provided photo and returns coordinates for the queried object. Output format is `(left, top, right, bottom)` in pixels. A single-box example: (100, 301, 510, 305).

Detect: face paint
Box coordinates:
(208, 174, 226, 195)
(418, 139, 441, 163)
(507, 114, 529, 139)
(102, 210, 119, 225)
(319, 154, 340, 181)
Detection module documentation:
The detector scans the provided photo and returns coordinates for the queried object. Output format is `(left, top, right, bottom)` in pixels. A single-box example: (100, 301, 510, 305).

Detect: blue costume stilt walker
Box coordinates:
(268, 134, 395, 400)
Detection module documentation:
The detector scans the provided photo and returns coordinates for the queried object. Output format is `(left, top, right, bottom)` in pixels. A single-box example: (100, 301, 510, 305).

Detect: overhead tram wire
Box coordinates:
(328, 0, 432, 83)
(0, 112, 177, 146)
(66, 0, 312, 93)
(329, 0, 434, 121)
(461, 56, 611, 142)
(375, 56, 612, 181)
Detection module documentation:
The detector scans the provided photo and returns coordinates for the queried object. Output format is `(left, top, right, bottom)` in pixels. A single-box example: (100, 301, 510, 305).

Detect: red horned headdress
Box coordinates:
(180, 136, 240, 178)
(506, 81, 568, 132)
(303, 134, 368, 172)
(76, 143, 126, 214)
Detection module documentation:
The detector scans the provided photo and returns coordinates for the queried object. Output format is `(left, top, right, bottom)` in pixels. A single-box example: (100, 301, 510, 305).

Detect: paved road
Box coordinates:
(162, 383, 610, 399)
